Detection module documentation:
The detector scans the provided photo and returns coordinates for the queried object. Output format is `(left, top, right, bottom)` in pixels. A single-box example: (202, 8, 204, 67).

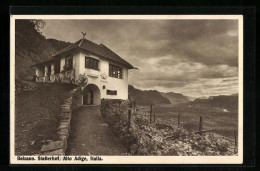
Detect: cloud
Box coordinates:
(103, 20, 238, 67)
(42, 19, 239, 97)
(43, 20, 238, 66)
(143, 77, 238, 97)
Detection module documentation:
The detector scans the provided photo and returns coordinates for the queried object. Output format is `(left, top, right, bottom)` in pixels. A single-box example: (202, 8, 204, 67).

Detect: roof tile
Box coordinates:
(53, 38, 134, 69)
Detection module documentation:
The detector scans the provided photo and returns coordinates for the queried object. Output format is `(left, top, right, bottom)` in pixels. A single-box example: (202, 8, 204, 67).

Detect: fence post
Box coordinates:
(178, 112, 180, 127)
(199, 116, 203, 134)
(154, 112, 155, 122)
(234, 130, 237, 153)
(150, 104, 153, 124)
(133, 101, 136, 113)
(128, 102, 132, 130)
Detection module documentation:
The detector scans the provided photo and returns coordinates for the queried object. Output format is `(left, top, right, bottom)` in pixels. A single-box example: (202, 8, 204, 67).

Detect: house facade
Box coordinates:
(31, 37, 135, 105)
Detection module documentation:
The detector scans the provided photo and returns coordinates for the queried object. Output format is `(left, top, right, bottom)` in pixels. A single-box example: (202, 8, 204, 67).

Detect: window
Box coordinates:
(65, 55, 73, 70)
(47, 65, 51, 76)
(85, 57, 99, 70)
(107, 90, 117, 95)
(109, 64, 122, 79)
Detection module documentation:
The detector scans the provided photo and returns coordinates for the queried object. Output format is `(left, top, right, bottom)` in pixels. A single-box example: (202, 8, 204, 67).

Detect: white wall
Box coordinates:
(56, 50, 129, 100)
(73, 52, 80, 81)
(77, 50, 129, 100)
(60, 58, 65, 72)
(59, 51, 80, 80)
(51, 63, 55, 75)
(44, 65, 48, 76)
(36, 67, 44, 77)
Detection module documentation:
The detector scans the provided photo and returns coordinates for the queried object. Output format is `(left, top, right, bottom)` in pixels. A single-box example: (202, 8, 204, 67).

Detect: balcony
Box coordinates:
(36, 69, 76, 84)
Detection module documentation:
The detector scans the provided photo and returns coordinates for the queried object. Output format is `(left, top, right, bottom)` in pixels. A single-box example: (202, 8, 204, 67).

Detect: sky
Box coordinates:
(41, 19, 239, 98)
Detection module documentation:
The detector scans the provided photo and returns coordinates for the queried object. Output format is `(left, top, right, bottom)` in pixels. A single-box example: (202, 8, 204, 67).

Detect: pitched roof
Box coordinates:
(52, 38, 134, 69)
(30, 58, 54, 67)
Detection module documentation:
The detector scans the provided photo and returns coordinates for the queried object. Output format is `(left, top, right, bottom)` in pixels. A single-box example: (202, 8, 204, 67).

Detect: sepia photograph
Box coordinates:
(10, 15, 243, 164)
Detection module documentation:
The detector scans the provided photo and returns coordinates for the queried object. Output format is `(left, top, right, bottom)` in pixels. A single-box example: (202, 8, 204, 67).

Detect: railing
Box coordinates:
(35, 69, 76, 83)
(36, 77, 44, 82)
(36, 76, 50, 82)
(50, 69, 76, 83)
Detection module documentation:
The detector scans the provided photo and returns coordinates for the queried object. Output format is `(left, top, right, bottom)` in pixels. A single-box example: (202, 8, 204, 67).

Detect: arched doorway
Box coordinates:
(83, 84, 101, 105)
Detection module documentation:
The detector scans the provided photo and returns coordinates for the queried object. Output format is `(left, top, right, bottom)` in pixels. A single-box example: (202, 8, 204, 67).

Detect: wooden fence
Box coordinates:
(126, 101, 238, 147)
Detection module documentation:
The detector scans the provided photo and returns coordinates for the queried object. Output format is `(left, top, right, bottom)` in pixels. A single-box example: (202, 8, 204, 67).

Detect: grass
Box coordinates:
(15, 81, 78, 155)
(137, 103, 238, 139)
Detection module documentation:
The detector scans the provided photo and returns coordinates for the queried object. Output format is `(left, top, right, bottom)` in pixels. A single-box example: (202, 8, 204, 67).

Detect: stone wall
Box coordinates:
(40, 87, 81, 155)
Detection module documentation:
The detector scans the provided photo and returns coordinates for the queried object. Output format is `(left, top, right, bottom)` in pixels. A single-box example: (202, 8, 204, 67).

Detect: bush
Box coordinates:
(100, 99, 236, 156)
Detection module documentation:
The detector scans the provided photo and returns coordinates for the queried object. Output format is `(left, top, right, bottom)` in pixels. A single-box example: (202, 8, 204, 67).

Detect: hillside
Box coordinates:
(191, 94, 238, 110)
(129, 83, 238, 110)
(15, 83, 77, 155)
(160, 92, 191, 104)
(15, 20, 71, 80)
(128, 85, 170, 105)
(187, 96, 196, 101)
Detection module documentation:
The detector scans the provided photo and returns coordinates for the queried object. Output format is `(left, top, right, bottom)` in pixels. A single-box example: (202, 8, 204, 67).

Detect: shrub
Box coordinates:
(100, 99, 236, 156)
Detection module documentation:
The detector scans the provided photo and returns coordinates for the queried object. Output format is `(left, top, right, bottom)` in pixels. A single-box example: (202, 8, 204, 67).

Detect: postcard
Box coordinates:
(10, 15, 243, 164)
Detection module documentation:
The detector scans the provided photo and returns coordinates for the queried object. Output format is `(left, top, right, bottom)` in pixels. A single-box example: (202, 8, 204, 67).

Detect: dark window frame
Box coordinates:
(47, 65, 51, 76)
(109, 64, 122, 79)
(85, 56, 99, 71)
(54, 60, 60, 74)
(65, 55, 73, 71)
(107, 90, 117, 95)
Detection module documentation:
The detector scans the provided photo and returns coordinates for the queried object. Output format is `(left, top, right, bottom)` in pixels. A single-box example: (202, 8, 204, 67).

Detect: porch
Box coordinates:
(34, 59, 76, 84)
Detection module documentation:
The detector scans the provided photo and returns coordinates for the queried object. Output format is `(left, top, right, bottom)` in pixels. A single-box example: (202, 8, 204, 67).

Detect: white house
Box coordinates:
(31, 37, 135, 105)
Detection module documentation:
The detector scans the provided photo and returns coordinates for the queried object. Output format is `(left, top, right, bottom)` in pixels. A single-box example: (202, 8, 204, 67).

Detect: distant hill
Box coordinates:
(198, 96, 209, 99)
(187, 96, 196, 101)
(15, 20, 72, 80)
(192, 94, 238, 109)
(160, 92, 191, 104)
(128, 85, 170, 105)
(129, 85, 196, 105)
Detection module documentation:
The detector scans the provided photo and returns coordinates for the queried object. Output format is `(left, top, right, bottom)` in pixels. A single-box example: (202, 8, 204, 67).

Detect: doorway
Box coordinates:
(83, 84, 101, 105)
(83, 90, 93, 105)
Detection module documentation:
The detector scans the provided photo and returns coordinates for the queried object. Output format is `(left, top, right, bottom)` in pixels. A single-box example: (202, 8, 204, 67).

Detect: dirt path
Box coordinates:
(66, 106, 127, 155)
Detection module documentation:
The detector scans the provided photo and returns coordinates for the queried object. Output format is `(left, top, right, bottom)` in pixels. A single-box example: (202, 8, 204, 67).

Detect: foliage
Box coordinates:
(54, 68, 76, 84)
(15, 19, 71, 80)
(100, 99, 238, 156)
(78, 73, 88, 88)
(31, 20, 46, 32)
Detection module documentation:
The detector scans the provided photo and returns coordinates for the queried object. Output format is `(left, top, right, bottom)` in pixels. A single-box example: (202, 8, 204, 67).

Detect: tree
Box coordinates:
(15, 19, 46, 35)
(79, 73, 88, 91)
(31, 20, 46, 32)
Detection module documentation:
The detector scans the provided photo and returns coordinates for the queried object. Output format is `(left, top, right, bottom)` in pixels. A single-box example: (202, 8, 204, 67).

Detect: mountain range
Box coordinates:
(191, 94, 238, 109)
(129, 84, 238, 108)
(160, 92, 193, 104)
(128, 85, 171, 105)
